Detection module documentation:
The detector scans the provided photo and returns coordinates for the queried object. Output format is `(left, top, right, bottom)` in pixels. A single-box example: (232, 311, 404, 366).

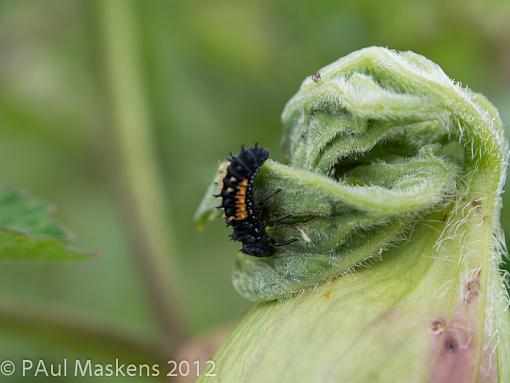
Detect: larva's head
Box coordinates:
(240, 236, 275, 257)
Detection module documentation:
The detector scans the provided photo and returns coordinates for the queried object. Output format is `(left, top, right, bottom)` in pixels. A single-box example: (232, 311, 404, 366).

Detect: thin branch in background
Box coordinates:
(94, 0, 187, 353)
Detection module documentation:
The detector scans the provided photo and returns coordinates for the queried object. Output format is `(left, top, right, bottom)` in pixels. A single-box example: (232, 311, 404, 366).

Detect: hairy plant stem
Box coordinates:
(95, 0, 186, 352)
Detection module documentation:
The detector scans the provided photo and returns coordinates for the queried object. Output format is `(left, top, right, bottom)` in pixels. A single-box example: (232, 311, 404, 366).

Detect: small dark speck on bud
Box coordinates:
(312, 72, 321, 83)
(444, 336, 458, 353)
(430, 318, 446, 335)
(471, 198, 482, 213)
(464, 272, 481, 304)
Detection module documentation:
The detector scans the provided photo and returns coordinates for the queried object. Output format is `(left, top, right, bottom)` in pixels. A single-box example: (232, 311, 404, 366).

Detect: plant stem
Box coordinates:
(94, 0, 186, 352)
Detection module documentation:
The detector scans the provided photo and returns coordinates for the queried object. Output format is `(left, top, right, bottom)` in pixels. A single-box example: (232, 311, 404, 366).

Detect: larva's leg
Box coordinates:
(273, 238, 298, 247)
(258, 188, 282, 206)
(267, 213, 293, 225)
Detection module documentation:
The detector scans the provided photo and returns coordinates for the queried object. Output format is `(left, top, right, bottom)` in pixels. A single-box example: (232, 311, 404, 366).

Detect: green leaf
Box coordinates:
(232, 155, 459, 301)
(194, 163, 226, 230)
(0, 186, 89, 261)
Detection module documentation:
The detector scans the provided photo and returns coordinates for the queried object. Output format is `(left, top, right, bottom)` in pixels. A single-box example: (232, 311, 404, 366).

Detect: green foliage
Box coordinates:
(197, 48, 510, 382)
(0, 186, 88, 261)
(197, 47, 507, 302)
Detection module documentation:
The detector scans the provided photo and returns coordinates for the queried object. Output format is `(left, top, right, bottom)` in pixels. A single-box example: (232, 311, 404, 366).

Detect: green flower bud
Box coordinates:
(195, 47, 510, 382)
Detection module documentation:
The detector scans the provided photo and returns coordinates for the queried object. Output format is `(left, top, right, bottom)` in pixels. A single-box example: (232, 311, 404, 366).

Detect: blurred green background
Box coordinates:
(0, 0, 509, 381)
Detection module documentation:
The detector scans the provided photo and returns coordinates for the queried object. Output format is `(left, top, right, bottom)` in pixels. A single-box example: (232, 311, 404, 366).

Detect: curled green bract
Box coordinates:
(196, 47, 506, 302)
(196, 47, 510, 382)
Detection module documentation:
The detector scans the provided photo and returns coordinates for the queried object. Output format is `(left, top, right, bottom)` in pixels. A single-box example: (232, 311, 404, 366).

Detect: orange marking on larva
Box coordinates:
(235, 180, 248, 217)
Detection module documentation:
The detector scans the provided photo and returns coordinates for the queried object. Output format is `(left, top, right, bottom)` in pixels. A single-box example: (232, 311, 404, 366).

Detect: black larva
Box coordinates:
(216, 144, 295, 257)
